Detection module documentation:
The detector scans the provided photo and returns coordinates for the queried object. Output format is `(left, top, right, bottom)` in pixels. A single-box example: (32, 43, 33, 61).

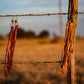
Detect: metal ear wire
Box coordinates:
(11, 17, 15, 24)
(11, 17, 15, 26)
(15, 17, 18, 25)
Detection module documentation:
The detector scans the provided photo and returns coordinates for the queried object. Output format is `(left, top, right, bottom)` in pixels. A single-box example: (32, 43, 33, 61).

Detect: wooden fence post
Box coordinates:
(67, 0, 78, 84)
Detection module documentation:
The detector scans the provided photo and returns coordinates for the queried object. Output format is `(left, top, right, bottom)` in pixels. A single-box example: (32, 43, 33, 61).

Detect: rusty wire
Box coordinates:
(0, 12, 84, 17)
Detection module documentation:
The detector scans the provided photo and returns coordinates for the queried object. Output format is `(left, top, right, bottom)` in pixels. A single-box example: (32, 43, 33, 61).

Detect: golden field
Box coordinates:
(0, 38, 84, 84)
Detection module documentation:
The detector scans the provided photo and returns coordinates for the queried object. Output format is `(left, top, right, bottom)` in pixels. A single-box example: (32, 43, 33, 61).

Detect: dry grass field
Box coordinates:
(0, 38, 84, 84)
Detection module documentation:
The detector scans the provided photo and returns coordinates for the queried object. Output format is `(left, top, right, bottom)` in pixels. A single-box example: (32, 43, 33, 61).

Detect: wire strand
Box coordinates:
(0, 13, 67, 17)
(0, 61, 62, 64)
(0, 12, 84, 17)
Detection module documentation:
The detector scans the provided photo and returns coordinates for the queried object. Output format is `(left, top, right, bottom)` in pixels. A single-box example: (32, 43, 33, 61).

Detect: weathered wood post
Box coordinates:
(67, 0, 78, 84)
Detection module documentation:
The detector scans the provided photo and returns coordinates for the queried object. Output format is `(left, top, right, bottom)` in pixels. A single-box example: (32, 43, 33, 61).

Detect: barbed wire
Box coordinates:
(0, 61, 62, 64)
(0, 13, 67, 17)
(78, 12, 84, 14)
(0, 12, 84, 17)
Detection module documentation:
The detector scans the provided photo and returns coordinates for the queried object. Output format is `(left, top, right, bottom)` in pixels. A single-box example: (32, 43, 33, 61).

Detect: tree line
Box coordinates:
(0, 27, 50, 39)
(16, 28, 49, 39)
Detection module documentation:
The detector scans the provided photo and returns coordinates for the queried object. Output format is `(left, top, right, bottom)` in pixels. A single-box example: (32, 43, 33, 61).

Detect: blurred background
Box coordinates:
(0, 0, 84, 39)
(0, 0, 84, 84)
